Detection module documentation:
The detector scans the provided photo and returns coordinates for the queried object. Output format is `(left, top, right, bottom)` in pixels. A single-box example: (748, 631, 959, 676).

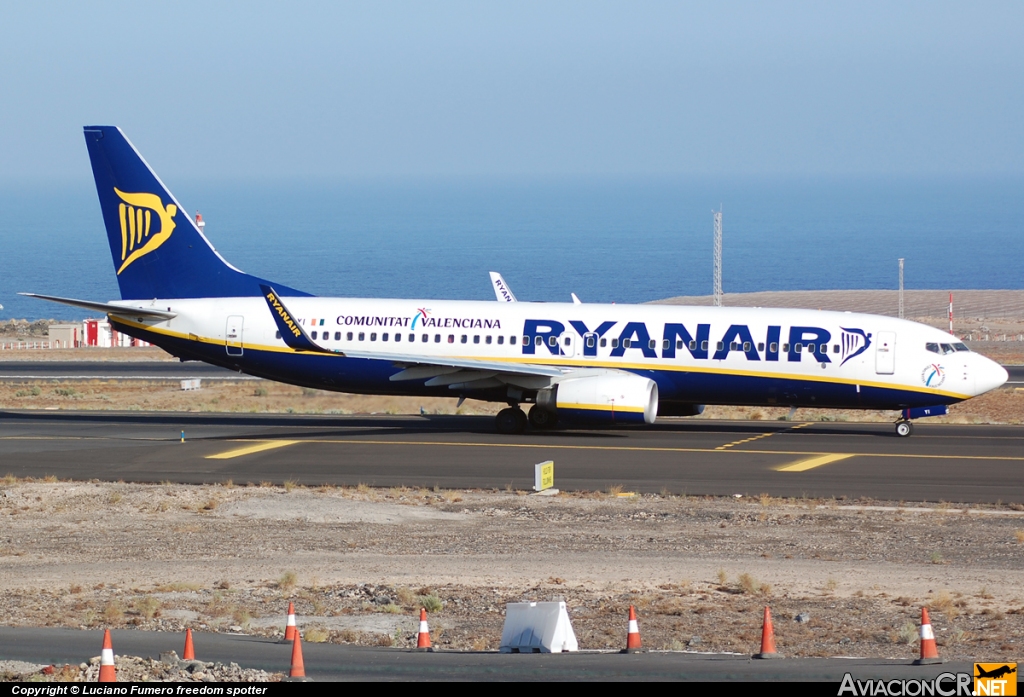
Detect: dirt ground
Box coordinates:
(0, 480, 1022, 661)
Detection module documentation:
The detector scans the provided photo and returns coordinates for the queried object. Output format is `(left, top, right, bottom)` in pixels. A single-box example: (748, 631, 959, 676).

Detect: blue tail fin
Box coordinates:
(83, 126, 310, 300)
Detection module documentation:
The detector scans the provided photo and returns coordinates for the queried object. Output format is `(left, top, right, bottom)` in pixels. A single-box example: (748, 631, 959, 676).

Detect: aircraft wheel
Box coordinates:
(528, 405, 558, 430)
(496, 407, 527, 435)
(895, 420, 913, 437)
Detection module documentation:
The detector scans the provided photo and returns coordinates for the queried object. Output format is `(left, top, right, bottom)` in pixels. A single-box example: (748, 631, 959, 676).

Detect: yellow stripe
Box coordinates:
(213, 438, 1024, 463)
(559, 403, 646, 413)
(110, 317, 972, 400)
(775, 453, 854, 472)
(205, 440, 299, 460)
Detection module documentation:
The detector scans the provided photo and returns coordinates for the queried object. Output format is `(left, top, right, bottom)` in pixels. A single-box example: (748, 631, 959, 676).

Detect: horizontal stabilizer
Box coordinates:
(19, 293, 177, 320)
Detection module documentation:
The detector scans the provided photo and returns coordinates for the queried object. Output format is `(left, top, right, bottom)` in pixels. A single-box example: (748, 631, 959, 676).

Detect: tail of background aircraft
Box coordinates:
(83, 126, 309, 300)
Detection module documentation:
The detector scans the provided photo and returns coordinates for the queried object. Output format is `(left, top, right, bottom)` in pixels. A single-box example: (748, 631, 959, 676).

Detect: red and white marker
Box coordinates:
(99, 629, 116, 682)
(284, 602, 297, 642)
(913, 607, 943, 665)
(417, 608, 432, 650)
(625, 605, 642, 653)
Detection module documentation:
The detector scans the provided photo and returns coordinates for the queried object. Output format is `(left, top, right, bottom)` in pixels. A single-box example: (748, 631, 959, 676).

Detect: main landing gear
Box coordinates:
(495, 406, 527, 434)
(895, 420, 914, 437)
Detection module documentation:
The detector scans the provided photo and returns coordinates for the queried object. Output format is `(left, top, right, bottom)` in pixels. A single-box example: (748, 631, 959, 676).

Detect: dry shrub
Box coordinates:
(930, 591, 959, 619)
(379, 604, 402, 614)
(232, 607, 252, 626)
(1014, 529, 1024, 544)
(283, 480, 297, 492)
(278, 571, 298, 590)
(156, 582, 201, 593)
(304, 627, 330, 643)
(419, 594, 443, 613)
(339, 629, 358, 643)
(69, 584, 82, 595)
(471, 636, 492, 651)
(716, 569, 728, 585)
(395, 587, 417, 606)
(133, 596, 161, 620)
(102, 602, 124, 625)
(375, 633, 394, 647)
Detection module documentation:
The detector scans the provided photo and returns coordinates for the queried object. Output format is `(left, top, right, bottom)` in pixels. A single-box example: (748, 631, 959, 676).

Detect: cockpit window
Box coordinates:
(940, 343, 954, 354)
(953, 342, 970, 352)
(925, 343, 940, 354)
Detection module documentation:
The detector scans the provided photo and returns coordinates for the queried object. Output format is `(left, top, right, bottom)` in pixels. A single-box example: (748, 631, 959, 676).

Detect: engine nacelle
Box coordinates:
(546, 372, 659, 425)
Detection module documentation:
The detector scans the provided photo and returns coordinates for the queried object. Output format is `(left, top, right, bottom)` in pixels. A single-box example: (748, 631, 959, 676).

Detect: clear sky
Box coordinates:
(1, 1, 1022, 181)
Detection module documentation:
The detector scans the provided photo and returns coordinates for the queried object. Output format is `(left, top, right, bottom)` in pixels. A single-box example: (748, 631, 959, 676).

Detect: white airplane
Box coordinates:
(24, 127, 1008, 436)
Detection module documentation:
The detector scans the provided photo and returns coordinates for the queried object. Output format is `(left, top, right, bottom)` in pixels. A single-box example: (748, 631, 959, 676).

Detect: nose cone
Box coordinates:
(974, 357, 1009, 396)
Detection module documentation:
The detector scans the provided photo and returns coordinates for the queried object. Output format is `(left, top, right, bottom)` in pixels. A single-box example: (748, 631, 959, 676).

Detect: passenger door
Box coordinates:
(875, 331, 895, 374)
(226, 316, 244, 356)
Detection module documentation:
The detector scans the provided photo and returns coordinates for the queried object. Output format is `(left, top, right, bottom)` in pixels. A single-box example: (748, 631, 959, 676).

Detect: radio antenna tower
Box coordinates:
(898, 258, 904, 319)
(713, 207, 723, 307)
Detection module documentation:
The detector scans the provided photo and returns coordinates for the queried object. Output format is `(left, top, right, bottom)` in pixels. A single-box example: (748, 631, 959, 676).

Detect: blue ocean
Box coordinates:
(1, 176, 1022, 321)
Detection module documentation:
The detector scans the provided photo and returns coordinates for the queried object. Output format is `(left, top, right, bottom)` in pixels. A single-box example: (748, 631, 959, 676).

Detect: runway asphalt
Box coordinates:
(0, 627, 974, 681)
(2, 410, 1023, 503)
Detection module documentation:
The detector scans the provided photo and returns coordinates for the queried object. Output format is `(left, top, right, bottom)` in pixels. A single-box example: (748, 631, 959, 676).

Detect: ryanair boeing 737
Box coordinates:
(23, 127, 1008, 436)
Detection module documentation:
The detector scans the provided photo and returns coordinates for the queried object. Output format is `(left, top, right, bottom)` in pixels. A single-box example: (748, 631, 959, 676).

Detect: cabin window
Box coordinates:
(701, 340, 708, 351)
(794, 343, 802, 352)
(473, 335, 480, 344)
(486, 335, 492, 344)
(382, 333, 389, 341)
(409, 333, 415, 342)
(434, 334, 440, 343)
(611, 338, 619, 348)
(649, 339, 657, 349)
(497, 336, 504, 345)
(781, 343, 788, 352)
(358, 332, 365, 341)
(586, 335, 595, 348)
(448, 335, 455, 343)
(689, 340, 697, 351)
(729, 342, 738, 351)
(419, 334, 425, 342)
(716, 341, 724, 351)
(535, 336, 543, 347)
(524, 337, 530, 346)
(564, 336, 571, 346)
(832, 344, 839, 353)
(622, 338, 631, 348)
(346, 332, 353, 341)
(600, 338, 607, 347)
(511, 336, 517, 345)
(275, 331, 281, 339)
(460, 335, 467, 343)
(743, 341, 751, 352)
(757, 342, 764, 352)
(370, 332, 377, 341)
(770, 342, 778, 352)
(394, 333, 401, 342)
(545, 336, 554, 347)
(311, 331, 317, 339)
(676, 340, 683, 350)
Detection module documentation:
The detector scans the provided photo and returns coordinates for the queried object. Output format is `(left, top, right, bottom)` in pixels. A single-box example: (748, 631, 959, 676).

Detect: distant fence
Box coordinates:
(0, 341, 69, 350)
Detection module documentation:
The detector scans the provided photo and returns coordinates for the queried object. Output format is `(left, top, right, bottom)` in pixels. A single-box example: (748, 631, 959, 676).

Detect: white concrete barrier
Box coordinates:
(500, 601, 578, 653)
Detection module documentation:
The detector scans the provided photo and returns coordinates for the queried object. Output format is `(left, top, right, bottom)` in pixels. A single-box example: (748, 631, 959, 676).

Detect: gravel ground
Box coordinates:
(0, 653, 282, 682)
(1, 480, 1022, 666)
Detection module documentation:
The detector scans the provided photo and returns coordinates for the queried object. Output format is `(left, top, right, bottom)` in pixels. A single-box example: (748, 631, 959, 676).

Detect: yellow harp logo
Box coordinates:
(114, 188, 177, 274)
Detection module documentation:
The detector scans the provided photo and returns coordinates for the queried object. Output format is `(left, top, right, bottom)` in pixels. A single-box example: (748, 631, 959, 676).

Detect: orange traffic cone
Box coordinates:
(416, 608, 433, 650)
(912, 608, 943, 665)
(289, 632, 307, 680)
(623, 605, 642, 653)
(282, 602, 297, 643)
(183, 628, 195, 661)
(753, 606, 782, 659)
(98, 629, 116, 682)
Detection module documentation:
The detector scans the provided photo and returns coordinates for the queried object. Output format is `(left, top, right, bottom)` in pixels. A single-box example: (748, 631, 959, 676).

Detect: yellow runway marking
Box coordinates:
(205, 440, 300, 460)
(715, 422, 812, 450)
(210, 438, 1024, 463)
(775, 453, 854, 472)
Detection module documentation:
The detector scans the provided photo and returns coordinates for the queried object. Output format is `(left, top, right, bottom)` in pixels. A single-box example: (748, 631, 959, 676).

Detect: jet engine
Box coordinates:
(536, 372, 659, 425)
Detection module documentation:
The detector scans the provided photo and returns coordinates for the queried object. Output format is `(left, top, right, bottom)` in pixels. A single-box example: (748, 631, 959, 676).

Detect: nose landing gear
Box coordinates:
(895, 420, 913, 437)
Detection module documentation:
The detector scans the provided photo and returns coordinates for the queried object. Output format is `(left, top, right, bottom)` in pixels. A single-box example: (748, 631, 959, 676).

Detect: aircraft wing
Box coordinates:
(260, 285, 564, 388)
(19, 293, 178, 320)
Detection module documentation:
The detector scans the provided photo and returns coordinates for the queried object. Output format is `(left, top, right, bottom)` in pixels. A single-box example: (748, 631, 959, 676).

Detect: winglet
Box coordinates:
(489, 272, 517, 302)
(571, 292, 582, 305)
(259, 284, 331, 353)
